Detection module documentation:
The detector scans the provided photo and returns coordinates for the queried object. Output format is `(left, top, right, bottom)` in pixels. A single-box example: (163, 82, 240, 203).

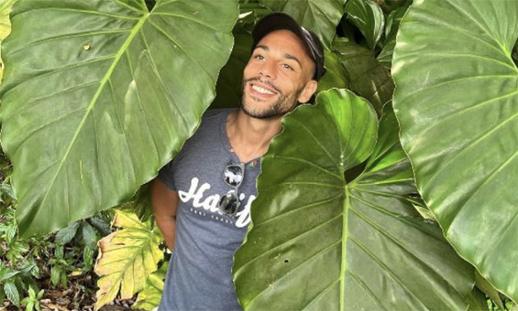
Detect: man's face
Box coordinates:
(241, 30, 317, 119)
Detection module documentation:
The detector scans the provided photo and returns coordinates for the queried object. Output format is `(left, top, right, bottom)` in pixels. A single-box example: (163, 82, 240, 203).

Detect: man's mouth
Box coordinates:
(248, 81, 279, 99)
(251, 83, 276, 95)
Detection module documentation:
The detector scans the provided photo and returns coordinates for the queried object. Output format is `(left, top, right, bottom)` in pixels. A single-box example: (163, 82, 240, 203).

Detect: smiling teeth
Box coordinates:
(252, 84, 275, 95)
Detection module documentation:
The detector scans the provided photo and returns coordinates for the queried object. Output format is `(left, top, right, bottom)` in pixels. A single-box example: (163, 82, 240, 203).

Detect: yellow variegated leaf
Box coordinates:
(94, 209, 163, 310)
(0, 0, 16, 82)
(112, 209, 147, 229)
(133, 262, 168, 311)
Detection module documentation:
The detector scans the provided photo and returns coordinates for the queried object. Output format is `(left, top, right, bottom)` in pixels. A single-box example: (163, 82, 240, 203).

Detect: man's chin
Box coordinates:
(241, 105, 282, 120)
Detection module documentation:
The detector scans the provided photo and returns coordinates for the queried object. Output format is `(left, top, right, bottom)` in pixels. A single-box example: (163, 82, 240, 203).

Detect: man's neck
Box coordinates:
(226, 108, 282, 163)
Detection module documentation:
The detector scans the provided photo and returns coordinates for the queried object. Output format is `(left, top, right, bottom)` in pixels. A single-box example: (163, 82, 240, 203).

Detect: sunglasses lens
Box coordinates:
(218, 191, 241, 216)
(224, 165, 243, 187)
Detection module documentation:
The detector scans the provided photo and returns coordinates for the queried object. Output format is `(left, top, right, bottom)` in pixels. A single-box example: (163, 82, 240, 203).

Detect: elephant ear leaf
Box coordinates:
(0, 0, 238, 236)
(393, 0, 518, 302)
(233, 89, 482, 310)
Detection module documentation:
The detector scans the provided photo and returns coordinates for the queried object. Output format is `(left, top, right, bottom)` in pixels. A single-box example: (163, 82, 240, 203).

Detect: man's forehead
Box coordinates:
(255, 30, 313, 62)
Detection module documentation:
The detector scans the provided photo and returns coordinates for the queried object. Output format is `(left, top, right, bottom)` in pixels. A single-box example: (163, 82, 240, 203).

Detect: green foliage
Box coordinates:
(0, 154, 111, 308)
(0, 183, 41, 308)
(0, 0, 516, 310)
(0, 0, 239, 237)
(94, 209, 164, 310)
(393, 0, 518, 302)
(20, 286, 44, 311)
(345, 0, 385, 49)
(234, 89, 484, 310)
(332, 37, 394, 114)
(260, 0, 346, 47)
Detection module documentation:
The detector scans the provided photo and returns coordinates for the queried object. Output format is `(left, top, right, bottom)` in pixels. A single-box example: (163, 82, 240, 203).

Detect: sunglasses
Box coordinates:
(218, 163, 245, 217)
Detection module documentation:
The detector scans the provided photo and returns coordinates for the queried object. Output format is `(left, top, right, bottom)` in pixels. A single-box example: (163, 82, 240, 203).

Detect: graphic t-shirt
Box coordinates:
(158, 108, 260, 311)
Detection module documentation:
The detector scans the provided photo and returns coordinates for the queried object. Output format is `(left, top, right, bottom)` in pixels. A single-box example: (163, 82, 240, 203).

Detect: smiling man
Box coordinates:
(152, 12, 326, 311)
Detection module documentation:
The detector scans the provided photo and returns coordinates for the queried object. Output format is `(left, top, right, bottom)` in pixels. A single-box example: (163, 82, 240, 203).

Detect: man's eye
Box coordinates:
(254, 54, 264, 60)
(282, 64, 294, 71)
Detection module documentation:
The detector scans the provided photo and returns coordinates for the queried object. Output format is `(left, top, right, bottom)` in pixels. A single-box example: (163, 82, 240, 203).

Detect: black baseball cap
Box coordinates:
(251, 13, 326, 81)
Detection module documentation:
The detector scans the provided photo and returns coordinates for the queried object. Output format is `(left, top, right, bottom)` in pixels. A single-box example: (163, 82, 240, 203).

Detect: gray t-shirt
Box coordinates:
(158, 108, 260, 311)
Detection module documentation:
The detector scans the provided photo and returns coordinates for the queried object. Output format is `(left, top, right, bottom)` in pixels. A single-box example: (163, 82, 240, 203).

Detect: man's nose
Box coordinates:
(259, 60, 276, 80)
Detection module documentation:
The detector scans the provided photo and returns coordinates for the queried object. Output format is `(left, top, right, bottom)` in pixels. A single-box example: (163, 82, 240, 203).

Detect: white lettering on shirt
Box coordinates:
(178, 177, 254, 228)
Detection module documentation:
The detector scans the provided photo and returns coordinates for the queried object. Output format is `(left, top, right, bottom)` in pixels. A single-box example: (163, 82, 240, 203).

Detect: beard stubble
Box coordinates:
(241, 77, 303, 119)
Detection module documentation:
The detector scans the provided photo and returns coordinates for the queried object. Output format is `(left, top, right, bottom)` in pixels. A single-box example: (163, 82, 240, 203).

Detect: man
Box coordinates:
(152, 12, 326, 310)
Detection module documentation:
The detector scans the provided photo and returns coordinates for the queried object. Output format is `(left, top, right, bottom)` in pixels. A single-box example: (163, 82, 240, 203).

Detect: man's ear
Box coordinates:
(297, 80, 318, 103)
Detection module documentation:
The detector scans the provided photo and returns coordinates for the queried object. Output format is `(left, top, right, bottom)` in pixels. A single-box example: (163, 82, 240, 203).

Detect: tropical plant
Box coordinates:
(94, 208, 164, 310)
(0, 0, 239, 237)
(0, 0, 517, 310)
(392, 0, 518, 304)
(20, 286, 44, 311)
(234, 89, 486, 310)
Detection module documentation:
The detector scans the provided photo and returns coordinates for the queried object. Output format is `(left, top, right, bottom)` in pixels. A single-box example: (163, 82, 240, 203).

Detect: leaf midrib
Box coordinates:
(38, 9, 150, 221)
(340, 185, 350, 311)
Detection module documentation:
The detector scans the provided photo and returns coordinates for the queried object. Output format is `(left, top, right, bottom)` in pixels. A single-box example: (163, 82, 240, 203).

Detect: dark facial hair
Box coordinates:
(241, 77, 303, 119)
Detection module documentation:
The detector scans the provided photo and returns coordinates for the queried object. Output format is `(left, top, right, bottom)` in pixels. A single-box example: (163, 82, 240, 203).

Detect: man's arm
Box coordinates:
(151, 178, 179, 251)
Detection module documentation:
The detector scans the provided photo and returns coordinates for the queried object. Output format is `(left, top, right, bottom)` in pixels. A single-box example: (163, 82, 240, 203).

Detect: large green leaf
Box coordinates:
(0, 0, 238, 236)
(392, 0, 518, 302)
(234, 89, 482, 310)
(333, 37, 394, 114)
(260, 0, 346, 48)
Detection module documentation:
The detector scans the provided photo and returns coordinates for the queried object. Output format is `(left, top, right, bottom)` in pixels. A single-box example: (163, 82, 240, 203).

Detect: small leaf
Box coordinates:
(83, 245, 95, 271)
(88, 215, 112, 237)
(27, 286, 36, 298)
(50, 266, 62, 287)
(4, 281, 20, 307)
(25, 301, 34, 311)
(345, 0, 385, 49)
(81, 221, 99, 248)
(475, 271, 504, 309)
(54, 222, 80, 245)
(0, 267, 20, 282)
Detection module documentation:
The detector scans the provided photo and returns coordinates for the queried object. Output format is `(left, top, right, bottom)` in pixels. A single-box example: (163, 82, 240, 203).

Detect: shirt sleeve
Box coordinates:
(158, 158, 177, 191)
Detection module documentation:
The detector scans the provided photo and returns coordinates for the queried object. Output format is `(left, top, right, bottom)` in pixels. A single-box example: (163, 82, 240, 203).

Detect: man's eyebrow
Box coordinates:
(254, 44, 303, 68)
(254, 44, 269, 51)
(283, 53, 302, 68)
